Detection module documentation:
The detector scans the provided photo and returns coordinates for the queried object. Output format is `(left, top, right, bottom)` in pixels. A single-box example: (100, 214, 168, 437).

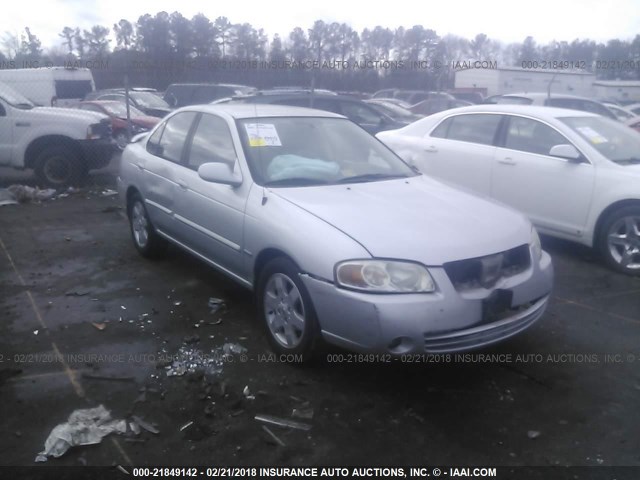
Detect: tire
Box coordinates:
(114, 130, 129, 151)
(127, 194, 167, 259)
(34, 145, 87, 188)
(256, 257, 320, 361)
(598, 205, 640, 275)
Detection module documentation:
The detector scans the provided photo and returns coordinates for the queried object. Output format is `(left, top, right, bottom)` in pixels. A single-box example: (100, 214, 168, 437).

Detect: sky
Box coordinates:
(2, 0, 640, 50)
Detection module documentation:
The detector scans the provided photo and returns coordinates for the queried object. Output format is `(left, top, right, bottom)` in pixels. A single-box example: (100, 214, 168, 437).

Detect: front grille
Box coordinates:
(443, 244, 530, 290)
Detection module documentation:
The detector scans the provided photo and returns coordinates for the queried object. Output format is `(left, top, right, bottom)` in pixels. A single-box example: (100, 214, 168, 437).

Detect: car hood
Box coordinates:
(271, 175, 532, 265)
(29, 106, 108, 123)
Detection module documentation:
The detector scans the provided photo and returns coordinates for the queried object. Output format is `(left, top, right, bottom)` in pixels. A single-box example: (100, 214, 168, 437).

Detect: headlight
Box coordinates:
(86, 124, 101, 140)
(531, 227, 542, 260)
(335, 260, 435, 293)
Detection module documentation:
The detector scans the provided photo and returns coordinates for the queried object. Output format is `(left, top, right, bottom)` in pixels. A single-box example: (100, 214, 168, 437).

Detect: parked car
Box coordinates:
(86, 89, 172, 118)
(118, 104, 553, 358)
(373, 89, 455, 105)
(409, 98, 472, 116)
(230, 92, 409, 134)
(377, 104, 640, 275)
(0, 67, 95, 107)
(163, 83, 257, 108)
(482, 95, 503, 104)
(365, 99, 423, 123)
(75, 101, 160, 150)
(624, 103, 640, 116)
(604, 103, 638, 122)
(0, 82, 114, 187)
(449, 91, 484, 104)
(497, 93, 618, 121)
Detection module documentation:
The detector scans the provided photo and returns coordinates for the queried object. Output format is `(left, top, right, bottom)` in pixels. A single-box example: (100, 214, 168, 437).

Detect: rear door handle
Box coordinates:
(15, 122, 30, 127)
(498, 157, 516, 166)
(423, 146, 438, 153)
(136, 163, 144, 171)
(176, 180, 188, 190)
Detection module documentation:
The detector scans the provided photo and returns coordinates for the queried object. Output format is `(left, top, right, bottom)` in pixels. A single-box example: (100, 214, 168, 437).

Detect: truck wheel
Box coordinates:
(34, 145, 86, 188)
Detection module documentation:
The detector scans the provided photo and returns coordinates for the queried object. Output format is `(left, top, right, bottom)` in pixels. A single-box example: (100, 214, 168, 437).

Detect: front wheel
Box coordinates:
(256, 257, 320, 361)
(599, 206, 640, 275)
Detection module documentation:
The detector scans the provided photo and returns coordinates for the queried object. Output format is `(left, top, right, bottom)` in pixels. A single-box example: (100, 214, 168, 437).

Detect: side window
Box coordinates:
(187, 114, 237, 170)
(443, 114, 501, 145)
(504, 116, 570, 156)
(149, 112, 197, 162)
(272, 98, 310, 107)
(430, 117, 453, 138)
(311, 99, 341, 114)
(339, 102, 383, 125)
(192, 86, 218, 104)
(146, 124, 165, 154)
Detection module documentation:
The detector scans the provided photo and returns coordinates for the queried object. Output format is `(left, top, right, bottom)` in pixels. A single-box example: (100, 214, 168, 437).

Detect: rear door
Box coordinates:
(139, 112, 198, 237)
(411, 113, 503, 195)
(491, 115, 595, 236)
(172, 113, 249, 279)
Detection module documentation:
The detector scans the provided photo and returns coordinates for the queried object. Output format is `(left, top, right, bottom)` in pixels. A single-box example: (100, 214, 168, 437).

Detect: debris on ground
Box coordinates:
(101, 189, 118, 197)
(91, 322, 107, 331)
(291, 406, 314, 420)
(65, 289, 91, 297)
(165, 345, 224, 378)
(527, 430, 541, 439)
(262, 425, 286, 446)
(243, 386, 255, 400)
(131, 415, 160, 435)
(208, 297, 225, 314)
(179, 421, 194, 432)
(223, 343, 247, 355)
(1, 185, 57, 205)
(255, 414, 312, 431)
(36, 405, 126, 461)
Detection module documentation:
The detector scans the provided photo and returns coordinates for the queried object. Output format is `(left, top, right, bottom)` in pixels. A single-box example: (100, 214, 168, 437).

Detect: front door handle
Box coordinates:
(498, 157, 516, 166)
(15, 122, 30, 127)
(176, 180, 188, 190)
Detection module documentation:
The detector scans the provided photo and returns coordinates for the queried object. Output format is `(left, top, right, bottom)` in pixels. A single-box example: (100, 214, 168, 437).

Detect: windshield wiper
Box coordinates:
(263, 177, 330, 187)
(615, 157, 640, 164)
(336, 173, 409, 184)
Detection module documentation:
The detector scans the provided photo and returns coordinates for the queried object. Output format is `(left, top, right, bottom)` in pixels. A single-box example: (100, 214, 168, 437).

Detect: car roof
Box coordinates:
(427, 104, 600, 119)
(178, 103, 346, 119)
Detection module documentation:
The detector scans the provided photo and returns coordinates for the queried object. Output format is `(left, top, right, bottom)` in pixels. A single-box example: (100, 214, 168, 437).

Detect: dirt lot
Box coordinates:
(1, 164, 640, 473)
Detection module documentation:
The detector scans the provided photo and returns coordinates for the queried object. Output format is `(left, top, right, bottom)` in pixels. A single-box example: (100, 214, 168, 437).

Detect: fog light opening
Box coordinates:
(387, 336, 414, 354)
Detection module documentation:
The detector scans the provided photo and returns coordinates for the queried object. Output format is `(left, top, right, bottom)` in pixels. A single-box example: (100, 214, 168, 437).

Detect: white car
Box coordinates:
(604, 103, 638, 122)
(377, 104, 640, 275)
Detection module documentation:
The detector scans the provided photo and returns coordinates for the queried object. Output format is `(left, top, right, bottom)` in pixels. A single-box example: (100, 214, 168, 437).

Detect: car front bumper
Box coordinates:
(78, 139, 117, 170)
(301, 249, 553, 355)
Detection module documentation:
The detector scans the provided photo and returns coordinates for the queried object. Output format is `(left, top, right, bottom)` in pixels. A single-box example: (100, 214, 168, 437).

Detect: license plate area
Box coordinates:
(482, 289, 514, 324)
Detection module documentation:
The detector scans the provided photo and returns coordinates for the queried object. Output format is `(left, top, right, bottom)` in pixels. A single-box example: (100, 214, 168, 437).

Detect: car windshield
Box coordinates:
(0, 82, 35, 109)
(101, 102, 145, 118)
(131, 92, 170, 109)
(560, 115, 640, 164)
(237, 117, 417, 186)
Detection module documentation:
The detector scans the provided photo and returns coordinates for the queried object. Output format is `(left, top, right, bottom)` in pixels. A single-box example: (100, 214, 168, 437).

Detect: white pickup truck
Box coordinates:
(0, 81, 115, 187)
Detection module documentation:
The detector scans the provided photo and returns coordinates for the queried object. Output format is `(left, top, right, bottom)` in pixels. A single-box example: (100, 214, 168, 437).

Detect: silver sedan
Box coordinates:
(118, 104, 553, 359)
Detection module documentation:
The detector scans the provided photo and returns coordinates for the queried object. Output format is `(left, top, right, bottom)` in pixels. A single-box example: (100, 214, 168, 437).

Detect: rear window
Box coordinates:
(431, 114, 502, 146)
(55, 80, 93, 99)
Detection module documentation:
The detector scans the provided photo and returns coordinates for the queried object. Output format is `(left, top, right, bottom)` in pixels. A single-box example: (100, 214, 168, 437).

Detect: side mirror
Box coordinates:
(198, 162, 242, 187)
(549, 144, 582, 162)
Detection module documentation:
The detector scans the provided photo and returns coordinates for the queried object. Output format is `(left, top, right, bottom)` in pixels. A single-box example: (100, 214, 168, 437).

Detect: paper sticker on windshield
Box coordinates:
(245, 123, 282, 147)
(576, 126, 608, 144)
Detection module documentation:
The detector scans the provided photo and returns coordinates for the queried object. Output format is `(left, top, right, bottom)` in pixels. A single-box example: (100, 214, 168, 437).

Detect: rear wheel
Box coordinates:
(34, 145, 86, 187)
(599, 206, 640, 275)
(128, 194, 167, 258)
(256, 257, 320, 361)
